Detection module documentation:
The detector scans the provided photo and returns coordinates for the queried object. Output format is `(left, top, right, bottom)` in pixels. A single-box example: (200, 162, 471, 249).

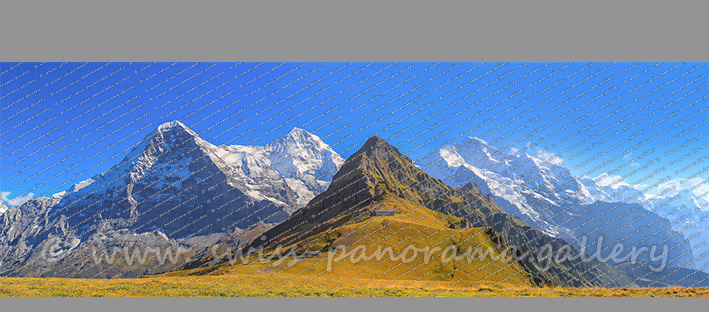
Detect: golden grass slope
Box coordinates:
(174, 194, 535, 294)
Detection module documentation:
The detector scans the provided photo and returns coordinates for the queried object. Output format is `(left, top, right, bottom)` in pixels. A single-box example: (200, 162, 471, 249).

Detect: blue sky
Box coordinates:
(1, 62, 707, 206)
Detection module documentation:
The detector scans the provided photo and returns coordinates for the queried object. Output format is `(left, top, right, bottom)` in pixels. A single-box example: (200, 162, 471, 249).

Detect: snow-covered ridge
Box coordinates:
(416, 136, 708, 272)
(43, 121, 344, 210)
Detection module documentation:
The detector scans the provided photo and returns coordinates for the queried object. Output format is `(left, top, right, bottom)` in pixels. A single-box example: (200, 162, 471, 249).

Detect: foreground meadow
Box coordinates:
(1, 266, 707, 297)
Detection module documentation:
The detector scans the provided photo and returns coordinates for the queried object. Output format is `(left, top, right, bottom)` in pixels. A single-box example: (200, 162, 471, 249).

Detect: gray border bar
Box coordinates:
(1, 0, 707, 61)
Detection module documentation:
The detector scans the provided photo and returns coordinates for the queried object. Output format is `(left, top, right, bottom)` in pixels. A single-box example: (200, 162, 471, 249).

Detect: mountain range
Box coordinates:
(0, 121, 343, 277)
(414, 137, 709, 273)
(1, 121, 708, 287)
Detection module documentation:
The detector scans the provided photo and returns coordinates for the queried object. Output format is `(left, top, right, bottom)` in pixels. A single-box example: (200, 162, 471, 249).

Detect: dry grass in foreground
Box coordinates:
(0, 273, 707, 297)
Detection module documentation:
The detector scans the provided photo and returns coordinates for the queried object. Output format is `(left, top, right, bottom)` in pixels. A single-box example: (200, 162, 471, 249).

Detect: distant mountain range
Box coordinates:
(415, 137, 709, 273)
(1, 121, 707, 286)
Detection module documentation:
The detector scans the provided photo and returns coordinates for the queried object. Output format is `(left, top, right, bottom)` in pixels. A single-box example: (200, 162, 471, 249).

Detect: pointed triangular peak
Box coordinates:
(287, 126, 309, 135)
(111, 120, 216, 183)
(358, 135, 407, 161)
(326, 136, 409, 183)
(328, 135, 443, 199)
(154, 120, 201, 143)
(265, 127, 328, 151)
(361, 135, 388, 150)
(263, 127, 344, 178)
(157, 120, 195, 134)
(292, 127, 327, 143)
(284, 126, 312, 140)
(139, 120, 205, 152)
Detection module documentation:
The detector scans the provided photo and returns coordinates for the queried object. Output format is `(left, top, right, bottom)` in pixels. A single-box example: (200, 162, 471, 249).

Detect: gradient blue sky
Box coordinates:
(1, 62, 707, 206)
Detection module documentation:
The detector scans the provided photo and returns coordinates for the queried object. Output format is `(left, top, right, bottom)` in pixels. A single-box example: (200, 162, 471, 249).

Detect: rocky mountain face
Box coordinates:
(415, 137, 699, 271)
(246, 136, 702, 287)
(0, 121, 343, 278)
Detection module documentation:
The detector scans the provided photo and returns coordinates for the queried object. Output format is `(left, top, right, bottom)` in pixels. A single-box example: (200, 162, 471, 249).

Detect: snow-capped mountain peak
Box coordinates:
(157, 120, 194, 133)
(0, 122, 346, 277)
(416, 136, 704, 273)
(269, 127, 334, 153)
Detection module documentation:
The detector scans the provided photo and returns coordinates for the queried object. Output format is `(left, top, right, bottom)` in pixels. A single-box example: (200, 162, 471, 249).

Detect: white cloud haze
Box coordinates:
(0, 191, 34, 207)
